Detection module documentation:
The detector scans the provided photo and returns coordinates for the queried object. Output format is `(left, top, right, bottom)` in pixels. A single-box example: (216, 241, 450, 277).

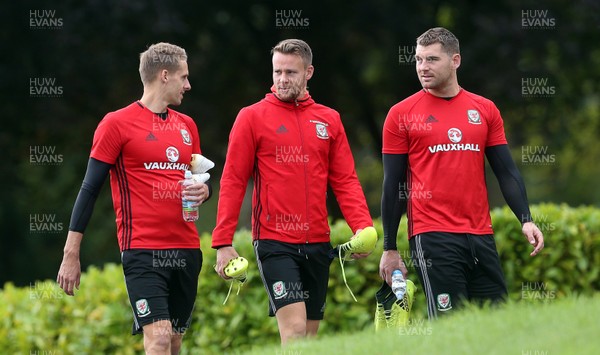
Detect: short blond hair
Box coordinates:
(271, 39, 312, 68)
(139, 43, 187, 84)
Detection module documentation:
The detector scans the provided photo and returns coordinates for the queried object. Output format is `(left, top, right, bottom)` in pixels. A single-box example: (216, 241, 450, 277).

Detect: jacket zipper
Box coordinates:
(294, 99, 310, 246)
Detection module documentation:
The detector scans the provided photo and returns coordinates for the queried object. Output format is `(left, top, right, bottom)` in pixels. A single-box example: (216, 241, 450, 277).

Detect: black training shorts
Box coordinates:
(121, 248, 202, 334)
(253, 239, 332, 320)
(409, 232, 507, 319)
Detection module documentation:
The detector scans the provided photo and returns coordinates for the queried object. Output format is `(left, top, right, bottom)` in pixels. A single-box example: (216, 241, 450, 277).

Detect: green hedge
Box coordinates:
(1, 203, 599, 354)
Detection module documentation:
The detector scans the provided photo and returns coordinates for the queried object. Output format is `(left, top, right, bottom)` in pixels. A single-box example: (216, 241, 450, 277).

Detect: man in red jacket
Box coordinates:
(212, 39, 373, 344)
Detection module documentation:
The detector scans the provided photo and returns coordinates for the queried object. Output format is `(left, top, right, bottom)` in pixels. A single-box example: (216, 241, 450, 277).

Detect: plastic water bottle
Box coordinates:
(391, 270, 407, 300)
(181, 170, 198, 222)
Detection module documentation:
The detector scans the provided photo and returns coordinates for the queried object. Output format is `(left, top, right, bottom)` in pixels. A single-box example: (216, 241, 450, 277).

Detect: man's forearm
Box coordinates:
(381, 154, 408, 251)
(63, 231, 83, 257)
(486, 145, 533, 223)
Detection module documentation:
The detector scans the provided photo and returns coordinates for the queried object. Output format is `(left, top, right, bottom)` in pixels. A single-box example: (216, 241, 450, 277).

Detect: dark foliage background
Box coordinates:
(1, 0, 599, 286)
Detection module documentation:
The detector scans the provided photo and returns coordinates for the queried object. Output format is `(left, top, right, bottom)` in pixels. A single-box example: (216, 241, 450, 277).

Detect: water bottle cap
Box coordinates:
(392, 269, 402, 276)
(184, 170, 192, 179)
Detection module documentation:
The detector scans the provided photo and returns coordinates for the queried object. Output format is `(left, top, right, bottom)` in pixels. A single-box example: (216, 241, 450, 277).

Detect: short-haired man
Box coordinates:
(57, 43, 210, 354)
(212, 39, 373, 344)
(379, 28, 544, 318)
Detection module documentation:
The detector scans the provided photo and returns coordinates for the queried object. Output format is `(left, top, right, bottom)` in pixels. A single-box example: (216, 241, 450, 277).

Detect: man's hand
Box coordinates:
(379, 250, 408, 286)
(57, 232, 83, 296)
(182, 182, 210, 207)
(522, 221, 544, 256)
(349, 228, 371, 259)
(215, 246, 240, 279)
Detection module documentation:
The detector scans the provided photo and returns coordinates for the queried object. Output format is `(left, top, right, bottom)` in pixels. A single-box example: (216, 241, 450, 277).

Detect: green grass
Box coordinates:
(242, 294, 600, 355)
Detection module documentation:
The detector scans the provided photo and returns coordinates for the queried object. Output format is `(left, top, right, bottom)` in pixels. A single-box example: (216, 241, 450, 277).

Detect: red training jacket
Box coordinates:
(212, 91, 372, 247)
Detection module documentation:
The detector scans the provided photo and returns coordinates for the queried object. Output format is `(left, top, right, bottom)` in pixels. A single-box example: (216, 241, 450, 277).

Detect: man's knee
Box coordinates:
(276, 303, 308, 342)
(284, 318, 307, 336)
(144, 334, 171, 353)
(143, 321, 173, 353)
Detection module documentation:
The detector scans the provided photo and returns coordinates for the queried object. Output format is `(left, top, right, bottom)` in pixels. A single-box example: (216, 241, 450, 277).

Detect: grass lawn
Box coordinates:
(243, 294, 600, 355)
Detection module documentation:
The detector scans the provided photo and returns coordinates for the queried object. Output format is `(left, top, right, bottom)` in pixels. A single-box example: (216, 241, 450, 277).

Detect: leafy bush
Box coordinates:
(1, 204, 598, 354)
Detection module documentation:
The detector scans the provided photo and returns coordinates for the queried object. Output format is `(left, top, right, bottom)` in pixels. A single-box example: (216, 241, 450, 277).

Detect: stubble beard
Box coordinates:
(277, 78, 306, 101)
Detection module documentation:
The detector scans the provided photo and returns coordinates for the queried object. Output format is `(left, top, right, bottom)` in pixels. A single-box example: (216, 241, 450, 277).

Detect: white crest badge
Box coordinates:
(315, 123, 329, 139)
(467, 109, 481, 124)
(437, 293, 452, 311)
(136, 298, 151, 317)
(180, 129, 192, 145)
(273, 281, 287, 299)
